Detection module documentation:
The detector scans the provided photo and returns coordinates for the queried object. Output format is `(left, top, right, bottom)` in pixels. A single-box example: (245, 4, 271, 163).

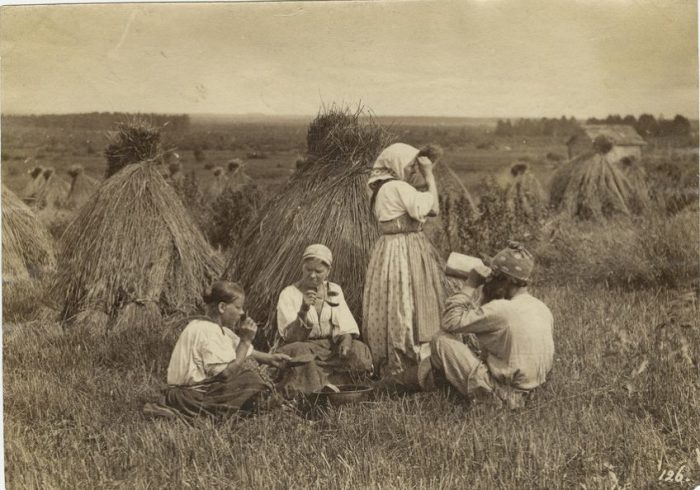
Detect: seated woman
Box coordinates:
(146, 280, 291, 419)
(276, 244, 373, 395)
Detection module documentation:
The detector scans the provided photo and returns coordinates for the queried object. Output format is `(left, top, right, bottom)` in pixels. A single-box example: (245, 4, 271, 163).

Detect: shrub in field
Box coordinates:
(545, 152, 564, 162)
(207, 184, 267, 251)
(193, 146, 205, 163)
(535, 209, 699, 289)
(449, 176, 544, 257)
(647, 158, 699, 214)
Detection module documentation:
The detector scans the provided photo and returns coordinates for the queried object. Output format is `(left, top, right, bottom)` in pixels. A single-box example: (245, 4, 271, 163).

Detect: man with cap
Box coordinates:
(275, 243, 373, 395)
(423, 241, 554, 409)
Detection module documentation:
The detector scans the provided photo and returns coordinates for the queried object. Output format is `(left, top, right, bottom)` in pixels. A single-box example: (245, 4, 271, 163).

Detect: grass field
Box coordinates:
(4, 285, 699, 488)
(2, 119, 699, 488)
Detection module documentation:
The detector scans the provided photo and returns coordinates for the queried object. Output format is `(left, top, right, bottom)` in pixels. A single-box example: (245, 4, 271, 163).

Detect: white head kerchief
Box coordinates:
(368, 143, 420, 186)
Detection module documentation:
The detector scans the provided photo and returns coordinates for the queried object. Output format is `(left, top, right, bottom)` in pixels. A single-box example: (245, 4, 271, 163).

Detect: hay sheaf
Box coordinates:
(23, 167, 70, 210)
(21, 166, 46, 205)
(505, 166, 547, 219)
(2, 186, 55, 282)
(65, 165, 100, 210)
(224, 105, 393, 346)
(550, 152, 635, 220)
(104, 121, 162, 178)
(52, 161, 222, 329)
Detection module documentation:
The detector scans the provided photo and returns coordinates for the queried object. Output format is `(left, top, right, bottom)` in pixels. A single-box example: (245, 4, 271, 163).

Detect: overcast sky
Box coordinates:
(0, 0, 697, 118)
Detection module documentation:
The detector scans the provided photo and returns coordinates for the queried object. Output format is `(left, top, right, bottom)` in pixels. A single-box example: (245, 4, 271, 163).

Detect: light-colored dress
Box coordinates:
(362, 180, 446, 378)
(276, 282, 373, 394)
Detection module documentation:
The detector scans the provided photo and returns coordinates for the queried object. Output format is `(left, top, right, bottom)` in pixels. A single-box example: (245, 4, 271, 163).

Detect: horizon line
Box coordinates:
(2, 111, 697, 121)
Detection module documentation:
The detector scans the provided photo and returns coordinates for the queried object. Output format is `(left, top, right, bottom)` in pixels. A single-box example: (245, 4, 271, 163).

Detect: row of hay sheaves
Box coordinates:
(2, 106, 667, 347)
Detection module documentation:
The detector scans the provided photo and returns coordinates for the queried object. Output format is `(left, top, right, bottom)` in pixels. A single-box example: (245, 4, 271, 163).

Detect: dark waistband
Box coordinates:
(379, 214, 423, 235)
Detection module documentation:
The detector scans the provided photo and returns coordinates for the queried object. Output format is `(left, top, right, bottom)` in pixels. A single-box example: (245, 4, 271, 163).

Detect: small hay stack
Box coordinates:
(21, 166, 46, 207)
(224, 105, 392, 347)
(549, 136, 636, 220)
(204, 166, 227, 202)
(166, 161, 186, 189)
(225, 159, 254, 190)
(2, 186, 55, 283)
(23, 167, 70, 210)
(65, 165, 99, 210)
(505, 163, 547, 218)
(53, 123, 222, 332)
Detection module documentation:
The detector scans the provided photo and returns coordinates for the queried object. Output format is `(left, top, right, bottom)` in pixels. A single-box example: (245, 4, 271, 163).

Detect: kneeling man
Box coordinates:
(428, 241, 554, 409)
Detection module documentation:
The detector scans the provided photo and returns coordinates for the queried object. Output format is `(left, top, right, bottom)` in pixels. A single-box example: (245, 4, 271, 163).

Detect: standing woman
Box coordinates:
(363, 142, 445, 384)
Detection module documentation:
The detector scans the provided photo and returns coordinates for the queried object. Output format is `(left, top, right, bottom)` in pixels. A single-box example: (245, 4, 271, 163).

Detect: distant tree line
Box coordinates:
(586, 114, 692, 138)
(2, 112, 191, 132)
(494, 117, 581, 137)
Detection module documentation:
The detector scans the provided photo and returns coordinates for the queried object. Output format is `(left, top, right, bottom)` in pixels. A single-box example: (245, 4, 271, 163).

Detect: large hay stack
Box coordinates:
(65, 165, 99, 210)
(549, 137, 637, 220)
(2, 186, 55, 283)
(224, 105, 392, 346)
(53, 123, 221, 331)
(505, 163, 546, 219)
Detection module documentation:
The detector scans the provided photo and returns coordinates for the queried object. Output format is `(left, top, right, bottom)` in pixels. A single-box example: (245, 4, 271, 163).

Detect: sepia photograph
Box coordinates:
(0, 0, 698, 488)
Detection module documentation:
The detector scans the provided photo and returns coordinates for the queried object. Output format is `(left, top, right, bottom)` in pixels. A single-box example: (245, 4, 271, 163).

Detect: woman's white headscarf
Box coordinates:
(368, 143, 420, 186)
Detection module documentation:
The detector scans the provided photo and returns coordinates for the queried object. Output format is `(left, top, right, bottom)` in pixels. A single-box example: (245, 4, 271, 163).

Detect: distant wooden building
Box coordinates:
(567, 125, 647, 162)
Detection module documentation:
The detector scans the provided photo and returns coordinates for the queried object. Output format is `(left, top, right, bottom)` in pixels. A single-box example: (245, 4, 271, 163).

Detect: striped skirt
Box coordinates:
(362, 231, 446, 377)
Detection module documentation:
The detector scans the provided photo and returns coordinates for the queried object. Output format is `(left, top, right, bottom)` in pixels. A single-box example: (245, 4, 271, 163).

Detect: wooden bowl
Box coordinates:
(311, 384, 373, 407)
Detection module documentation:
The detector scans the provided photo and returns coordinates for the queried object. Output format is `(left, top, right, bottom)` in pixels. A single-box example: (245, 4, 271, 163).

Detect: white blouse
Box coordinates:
(166, 319, 253, 386)
(277, 282, 360, 340)
(374, 180, 434, 223)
